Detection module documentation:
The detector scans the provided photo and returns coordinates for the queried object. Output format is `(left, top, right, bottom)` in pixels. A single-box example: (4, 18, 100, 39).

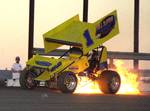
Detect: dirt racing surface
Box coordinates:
(0, 87, 150, 111)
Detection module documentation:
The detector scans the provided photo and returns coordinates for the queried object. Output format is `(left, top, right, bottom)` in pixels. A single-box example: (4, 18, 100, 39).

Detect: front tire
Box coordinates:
(19, 68, 38, 89)
(57, 71, 77, 93)
(98, 70, 121, 94)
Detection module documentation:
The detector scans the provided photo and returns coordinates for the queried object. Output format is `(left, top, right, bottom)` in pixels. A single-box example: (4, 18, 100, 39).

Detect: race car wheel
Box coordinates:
(57, 71, 77, 93)
(20, 68, 38, 89)
(98, 70, 121, 94)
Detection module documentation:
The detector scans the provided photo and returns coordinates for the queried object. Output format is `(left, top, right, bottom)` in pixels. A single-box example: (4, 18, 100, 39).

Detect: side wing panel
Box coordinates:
(82, 10, 119, 54)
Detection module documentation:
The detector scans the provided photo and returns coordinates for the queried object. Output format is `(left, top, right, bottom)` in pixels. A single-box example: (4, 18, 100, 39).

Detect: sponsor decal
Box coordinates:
(83, 29, 94, 47)
(83, 15, 116, 47)
(51, 62, 62, 72)
(35, 61, 51, 67)
(96, 15, 116, 39)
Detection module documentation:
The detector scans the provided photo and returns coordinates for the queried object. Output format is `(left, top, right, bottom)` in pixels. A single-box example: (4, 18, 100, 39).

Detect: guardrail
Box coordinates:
(33, 48, 150, 75)
(0, 69, 149, 79)
(0, 70, 12, 80)
(33, 48, 150, 60)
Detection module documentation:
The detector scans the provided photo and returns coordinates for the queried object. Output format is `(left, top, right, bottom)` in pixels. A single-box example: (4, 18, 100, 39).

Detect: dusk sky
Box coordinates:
(0, 0, 150, 69)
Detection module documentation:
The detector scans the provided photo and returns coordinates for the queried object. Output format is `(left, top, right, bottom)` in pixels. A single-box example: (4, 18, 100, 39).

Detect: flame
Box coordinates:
(74, 76, 101, 94)
(115, 60, 140, 94)
(74, 60, 140, 95)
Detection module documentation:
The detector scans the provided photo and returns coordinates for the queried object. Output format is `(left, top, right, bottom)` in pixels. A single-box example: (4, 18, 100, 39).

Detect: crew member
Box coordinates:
(11, 56, 22, 86)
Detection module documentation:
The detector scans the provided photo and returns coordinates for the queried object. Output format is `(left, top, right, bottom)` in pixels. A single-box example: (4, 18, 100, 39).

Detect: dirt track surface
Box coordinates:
(0, 87, 150, 111)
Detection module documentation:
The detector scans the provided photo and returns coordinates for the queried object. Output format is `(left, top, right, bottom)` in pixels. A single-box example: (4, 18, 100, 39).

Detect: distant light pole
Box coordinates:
(28, 0, 35, 59)
(83, 0, 88, 22)
(134, 0, 140, 69)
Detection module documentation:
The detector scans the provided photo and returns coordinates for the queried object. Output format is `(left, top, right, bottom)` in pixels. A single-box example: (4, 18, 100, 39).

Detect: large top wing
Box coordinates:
(43, 15, 93, 53)
(43, 10, 119, 54)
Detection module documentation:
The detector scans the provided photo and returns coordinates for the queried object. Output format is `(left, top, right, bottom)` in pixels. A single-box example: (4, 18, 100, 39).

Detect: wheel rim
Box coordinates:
(64, 74, 77, 90)
(110, 76, 120, 91)
(26, 74, 35, 88)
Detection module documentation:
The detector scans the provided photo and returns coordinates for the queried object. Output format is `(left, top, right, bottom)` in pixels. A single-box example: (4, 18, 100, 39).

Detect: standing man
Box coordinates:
(11, 56, 22, 86)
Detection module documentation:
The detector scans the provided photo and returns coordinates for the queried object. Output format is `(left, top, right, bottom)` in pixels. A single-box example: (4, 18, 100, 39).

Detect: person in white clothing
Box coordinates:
(11, 56, 22, 86)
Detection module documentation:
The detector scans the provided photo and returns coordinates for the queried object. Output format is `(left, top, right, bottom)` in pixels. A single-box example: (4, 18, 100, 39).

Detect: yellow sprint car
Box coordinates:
(20, 10, 121, 94)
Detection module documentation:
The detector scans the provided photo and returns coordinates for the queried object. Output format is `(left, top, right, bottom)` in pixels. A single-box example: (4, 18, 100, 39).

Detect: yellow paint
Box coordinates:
(35, 71, 50, 81)
(99, 46, 107, 63)
(43, 10, 119, 55)
(69, 56, 89, 73)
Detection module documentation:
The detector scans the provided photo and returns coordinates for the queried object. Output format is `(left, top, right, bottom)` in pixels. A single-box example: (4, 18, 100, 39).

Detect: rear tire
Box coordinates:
(98, 70, 121, 94)
(57, 71, 77, 93)
(19, 68, 38, 89)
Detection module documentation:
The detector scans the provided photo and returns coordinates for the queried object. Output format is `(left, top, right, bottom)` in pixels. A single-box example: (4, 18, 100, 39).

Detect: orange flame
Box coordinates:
(115, 60, 140, 94)
(74, 60, 140, 95)
(74, 76, 101, 94)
